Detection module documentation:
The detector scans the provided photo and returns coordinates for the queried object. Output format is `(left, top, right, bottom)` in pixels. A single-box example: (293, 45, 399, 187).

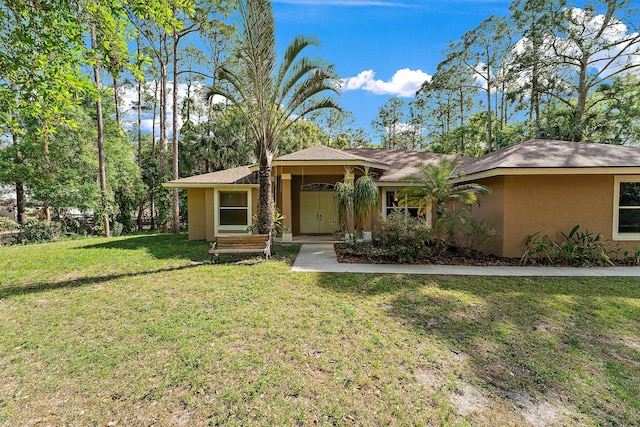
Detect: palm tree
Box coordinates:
(208, 0, 340, 234)
(399, 157, 490, 230)
(334, 167, 378, 237)
(353, 167, 378, 234)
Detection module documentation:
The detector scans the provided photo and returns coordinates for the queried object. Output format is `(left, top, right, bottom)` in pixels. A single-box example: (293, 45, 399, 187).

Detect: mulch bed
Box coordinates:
(335, 243, 637, 267)
(334, 243, 521, 266)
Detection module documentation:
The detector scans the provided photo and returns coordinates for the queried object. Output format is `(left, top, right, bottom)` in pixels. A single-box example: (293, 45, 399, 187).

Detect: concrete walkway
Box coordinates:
(291, 244, 640, 277)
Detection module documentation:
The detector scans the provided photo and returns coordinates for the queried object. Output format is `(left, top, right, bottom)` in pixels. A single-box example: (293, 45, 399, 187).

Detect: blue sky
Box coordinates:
(271, 0, 512, 137)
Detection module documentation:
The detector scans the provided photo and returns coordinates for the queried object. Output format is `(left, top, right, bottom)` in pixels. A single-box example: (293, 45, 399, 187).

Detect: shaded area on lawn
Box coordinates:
(1, 233, 299, 300)
(81, 233, 300, 264)
(316, 273, 640, 299)
(314, 273, 640, 424)
(0, 264, 201, 300)
(81, 233, 211, 262)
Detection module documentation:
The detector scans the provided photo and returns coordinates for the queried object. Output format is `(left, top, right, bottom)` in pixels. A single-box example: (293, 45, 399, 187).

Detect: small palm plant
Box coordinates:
(334, 167, 378, 238)
(399, 157, 490, 234)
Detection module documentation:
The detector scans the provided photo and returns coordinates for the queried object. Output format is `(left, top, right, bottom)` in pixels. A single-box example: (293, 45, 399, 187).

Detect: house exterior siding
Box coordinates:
(469, 174, 640, 258)
(184, 187, 259, 241)
(187, 188, 206, 240)
(504, 175, 612, 258)
(468, 176, 505, 256)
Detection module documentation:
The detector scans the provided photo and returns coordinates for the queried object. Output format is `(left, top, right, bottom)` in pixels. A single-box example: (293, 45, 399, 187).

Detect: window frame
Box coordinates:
(612, 176, 640, 241)
(216, 189, 252, 233)
(381, 189, 425, 219)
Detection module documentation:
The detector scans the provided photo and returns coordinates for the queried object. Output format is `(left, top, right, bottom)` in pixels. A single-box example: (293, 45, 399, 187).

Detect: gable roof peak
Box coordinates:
(274, 144, 388, 164)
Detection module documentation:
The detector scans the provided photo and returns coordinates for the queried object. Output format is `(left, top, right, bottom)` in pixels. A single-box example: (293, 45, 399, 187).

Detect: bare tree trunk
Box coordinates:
(15, 181, 25, 224)
(159, 34, 170, 234)
(91, 25, 110, 238)
(159, 62, 168, 170)
(136, 76, 145, 232)
(137, 200, 145, 231)
(137, 78, 142, 164)
(152, 80, 157, 155)
(458, 87, 465, 154)
(43, 201, 51, 222)
(10, 128, 26, 224)
(147, 80, 158, 231)
(486, 86, 493, 151)
(136, 36, 143, 166)
(171, 27, 180, 233)
(574, 61, 588, 142)
(113, 76, 121, 127)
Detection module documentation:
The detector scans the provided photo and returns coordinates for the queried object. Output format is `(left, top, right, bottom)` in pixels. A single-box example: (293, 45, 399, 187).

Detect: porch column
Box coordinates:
(281, 174, 293, 242)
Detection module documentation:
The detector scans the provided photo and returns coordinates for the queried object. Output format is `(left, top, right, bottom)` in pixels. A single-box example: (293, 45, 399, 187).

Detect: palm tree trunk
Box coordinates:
(257, 150, 274, 236)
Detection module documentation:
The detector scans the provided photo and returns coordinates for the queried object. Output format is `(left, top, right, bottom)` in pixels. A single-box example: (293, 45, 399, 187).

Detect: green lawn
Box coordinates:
(1, 234, 639, 426)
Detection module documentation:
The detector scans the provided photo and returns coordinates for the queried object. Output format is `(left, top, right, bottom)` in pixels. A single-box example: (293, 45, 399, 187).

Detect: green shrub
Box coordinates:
(111, 221, 124, 237)
(12, 220, 64, 244)
(0, 217, 18, 232)
(342, 238, 377, 258)
(438, 207, 498, 254)
(246, 208, 290, 235)
(521, 232, 556, 265)
(115, 211, 136, 234)
(521, 225, 616, 266)
(375, 212, 432, 263)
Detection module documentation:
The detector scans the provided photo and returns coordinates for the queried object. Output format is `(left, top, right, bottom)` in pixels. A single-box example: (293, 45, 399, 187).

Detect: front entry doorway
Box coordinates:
(300, 191, 338, 234)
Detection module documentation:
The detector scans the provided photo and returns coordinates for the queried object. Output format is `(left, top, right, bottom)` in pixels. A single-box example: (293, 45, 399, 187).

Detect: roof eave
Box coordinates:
(162, 182, 259, 189)
(455, 166, 640, 183)
(250, 159, 390, 172)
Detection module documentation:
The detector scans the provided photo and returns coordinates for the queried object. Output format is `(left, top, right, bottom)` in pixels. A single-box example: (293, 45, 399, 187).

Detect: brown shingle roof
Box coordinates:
(164, 140, 640, 188)
(164, 166, 257, 186)
(275, 145, 387, 164)
(462, 139, 640, 176)
(346, 148, 465, 182)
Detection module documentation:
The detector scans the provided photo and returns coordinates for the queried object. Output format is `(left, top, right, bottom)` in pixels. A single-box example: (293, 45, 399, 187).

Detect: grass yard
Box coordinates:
(1, 234, 639, 426)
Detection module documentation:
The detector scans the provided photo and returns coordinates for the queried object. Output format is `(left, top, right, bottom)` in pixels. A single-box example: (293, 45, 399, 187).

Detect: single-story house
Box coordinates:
(164, 139, 640, 258)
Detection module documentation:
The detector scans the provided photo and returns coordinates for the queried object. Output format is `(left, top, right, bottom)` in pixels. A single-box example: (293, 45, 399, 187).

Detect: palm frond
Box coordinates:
(274, 35, 320, 101)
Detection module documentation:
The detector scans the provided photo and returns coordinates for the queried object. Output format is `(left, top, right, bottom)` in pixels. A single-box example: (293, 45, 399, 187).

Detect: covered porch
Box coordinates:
(266, 146, 389, 241)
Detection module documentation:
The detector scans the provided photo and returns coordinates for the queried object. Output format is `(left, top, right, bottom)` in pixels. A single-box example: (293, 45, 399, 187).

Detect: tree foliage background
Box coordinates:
(1, 0, 639, 233)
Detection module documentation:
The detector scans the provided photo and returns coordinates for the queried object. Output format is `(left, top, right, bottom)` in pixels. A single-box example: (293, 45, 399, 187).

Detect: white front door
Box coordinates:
(300, 191, 337, 234)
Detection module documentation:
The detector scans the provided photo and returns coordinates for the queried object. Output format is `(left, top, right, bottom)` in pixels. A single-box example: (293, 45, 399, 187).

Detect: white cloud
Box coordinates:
(342, 68, 431, 97)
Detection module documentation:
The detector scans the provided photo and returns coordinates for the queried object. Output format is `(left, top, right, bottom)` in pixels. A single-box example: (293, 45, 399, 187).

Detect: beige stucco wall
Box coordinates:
(185, 187, 257, 241)
(467, 176, 505, 256)
(501, 175, 618, 258)
(467, 174, 640, 258)
(369, 190, 384, 237)
(187, 188, 206, 240)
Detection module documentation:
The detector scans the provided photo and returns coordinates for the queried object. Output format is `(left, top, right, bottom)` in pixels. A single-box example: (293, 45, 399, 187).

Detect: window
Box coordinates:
(384, 191, 421, 218)
(219, 191, 248, 226)
(613, 178, 640, 240)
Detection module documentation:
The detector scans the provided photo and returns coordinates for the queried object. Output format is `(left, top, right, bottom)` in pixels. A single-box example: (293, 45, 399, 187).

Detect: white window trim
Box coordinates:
(612, 176, 640, 241)
(215, 188, 253, 235)
(382, 188, 429, 219)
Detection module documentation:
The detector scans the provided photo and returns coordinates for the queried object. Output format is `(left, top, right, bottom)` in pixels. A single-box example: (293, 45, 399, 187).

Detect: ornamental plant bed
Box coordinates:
(334, 243, 521, 266)
(335, 243, 637, 267)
